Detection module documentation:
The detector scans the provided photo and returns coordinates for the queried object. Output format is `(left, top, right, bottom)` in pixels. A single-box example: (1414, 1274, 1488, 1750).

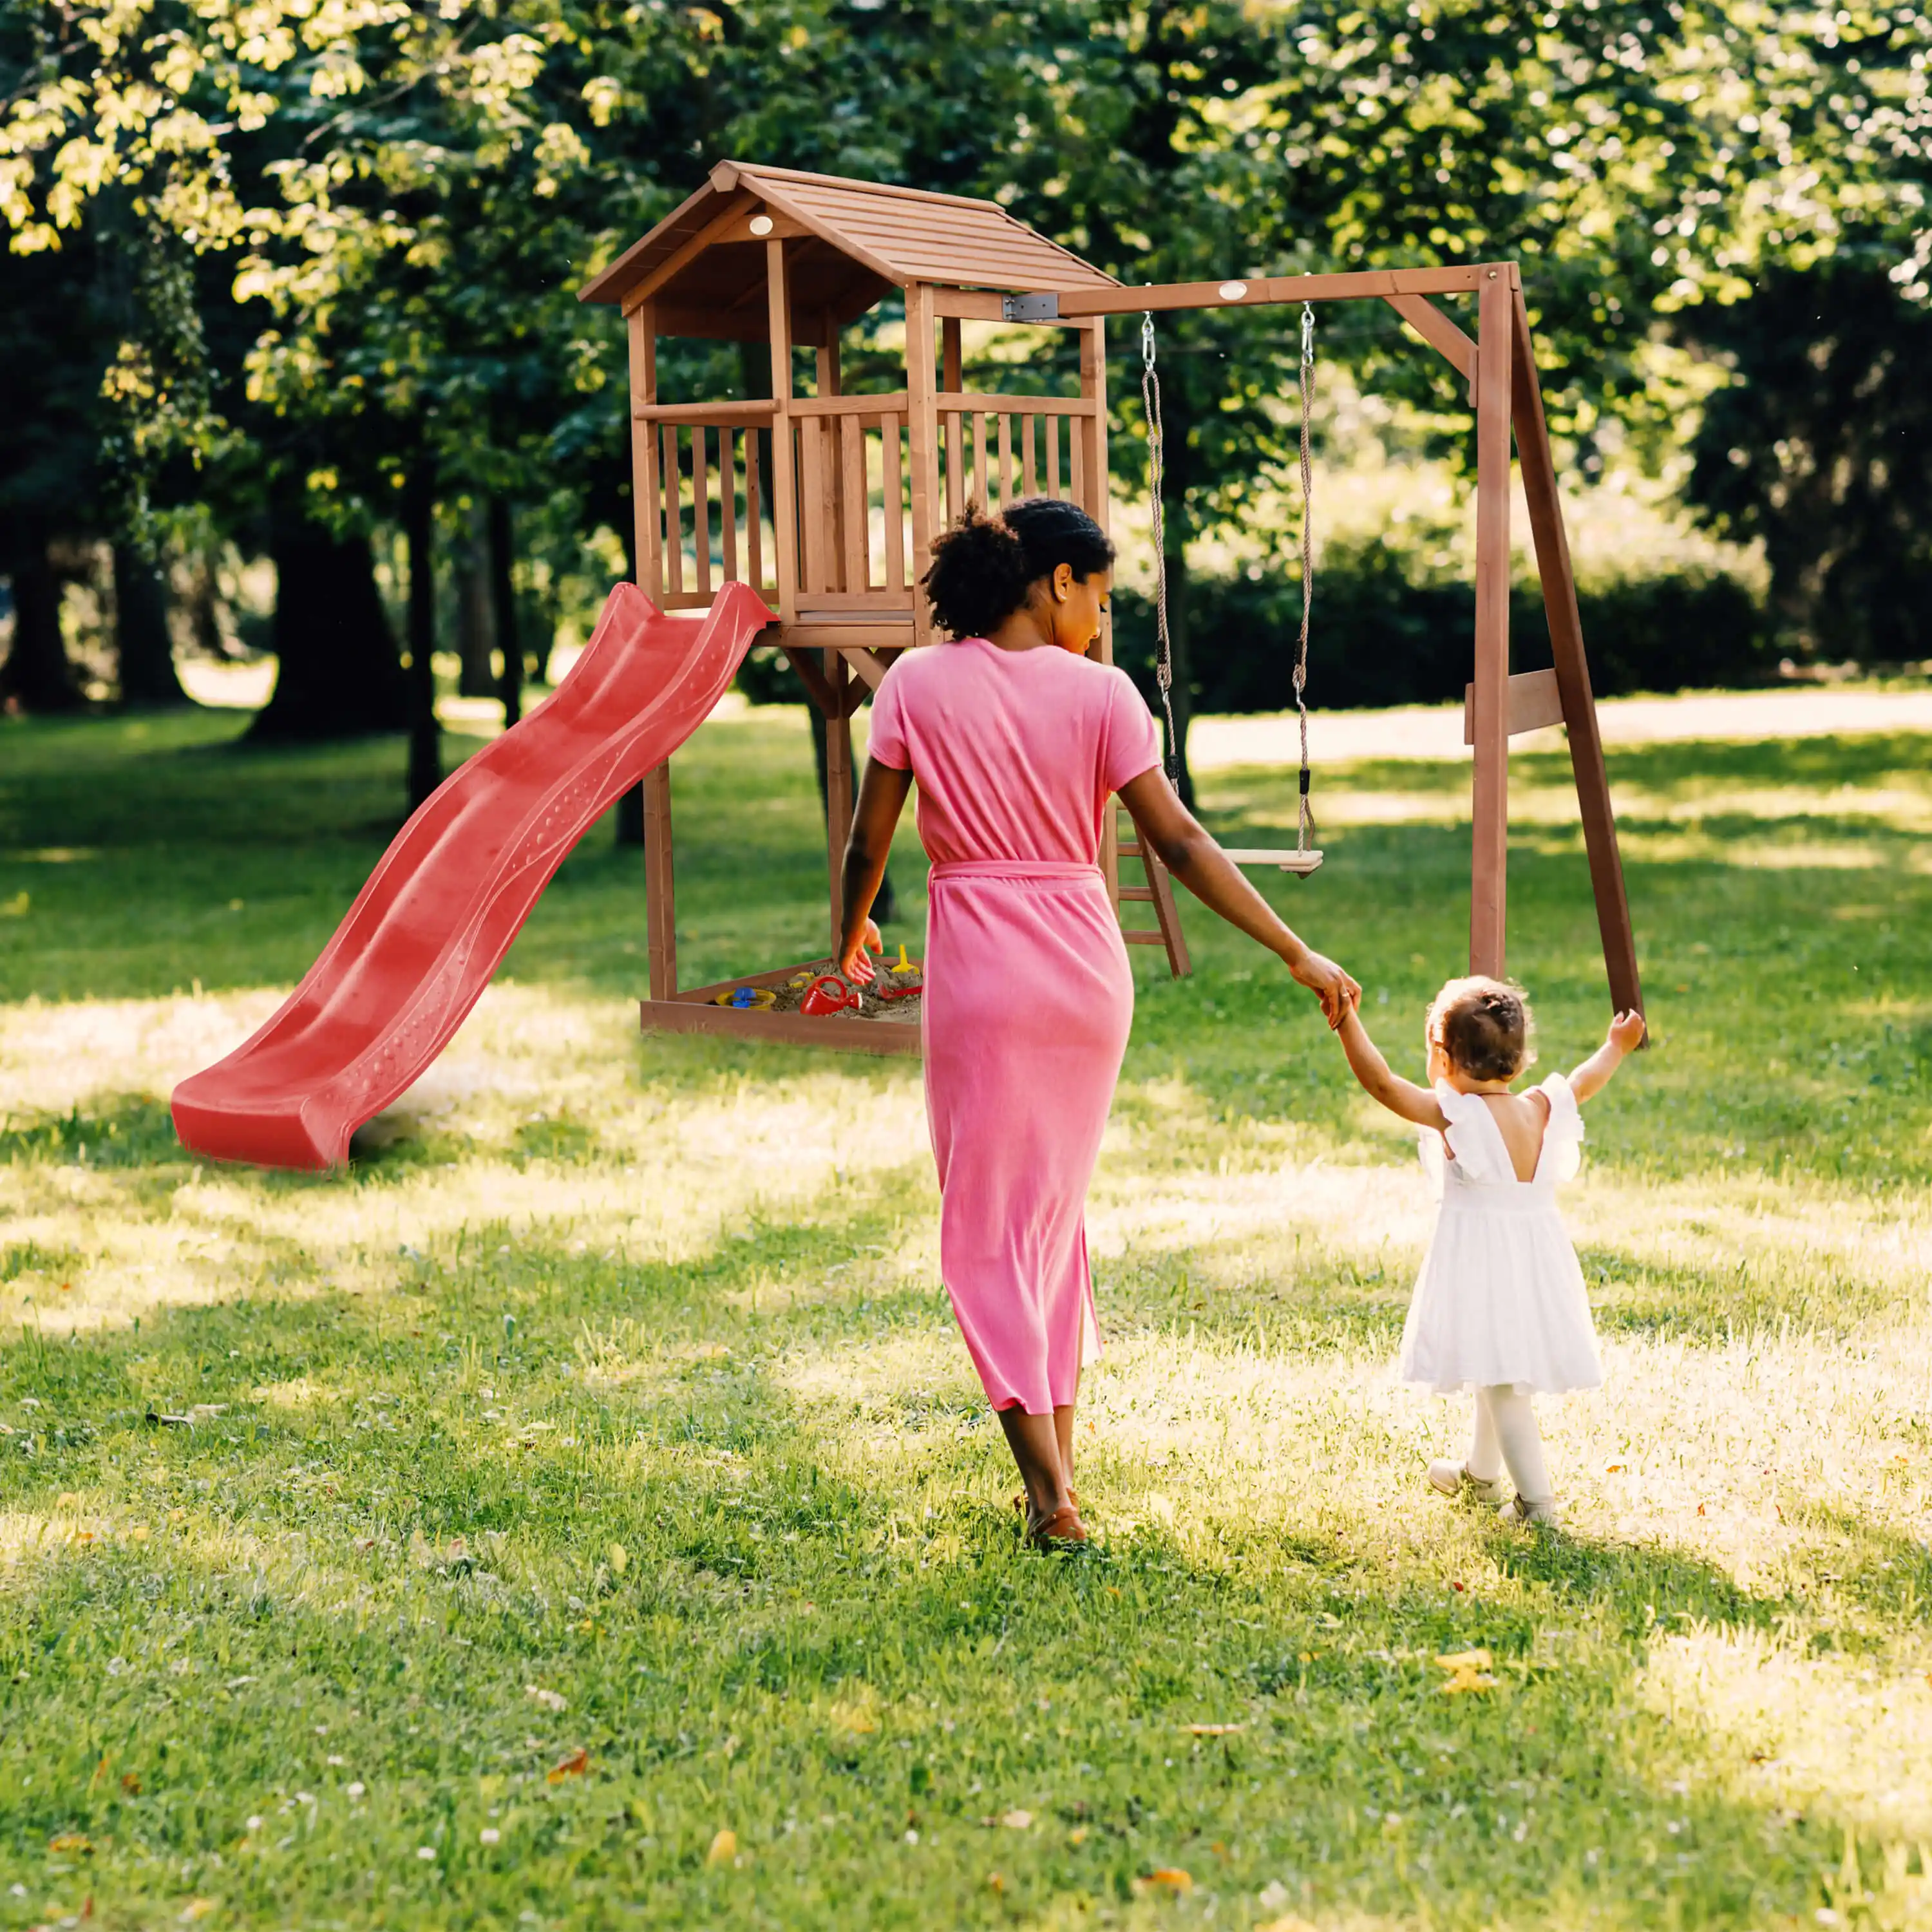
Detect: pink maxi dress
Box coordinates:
(866, 637, 1161, 1415)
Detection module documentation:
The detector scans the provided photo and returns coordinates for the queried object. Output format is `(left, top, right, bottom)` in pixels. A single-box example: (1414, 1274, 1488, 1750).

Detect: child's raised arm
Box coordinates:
(1336, 999, 1448, 1130)
(1567, 1010, 1647, 1103)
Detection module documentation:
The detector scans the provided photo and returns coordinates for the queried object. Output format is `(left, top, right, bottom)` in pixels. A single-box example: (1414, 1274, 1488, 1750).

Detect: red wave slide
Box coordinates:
(173, 582, 772, 1171)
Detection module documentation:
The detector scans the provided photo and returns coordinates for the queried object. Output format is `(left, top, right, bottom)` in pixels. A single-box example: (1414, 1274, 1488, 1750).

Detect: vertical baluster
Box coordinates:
(662, 424, 684, 598)
(692, 425, 712, 596)
(944, 409, 963, 522)
(1069, 407, 1085, 506)
(720, 428, 739, 585)
(1022, 413, 1037, 498)
(884, 414, 905, 591)
(799, 416, 827, 592)
(841, 413, 867, 591)
(998, 413, 1014, 509)
(746, 430, 764, 593)
(1045, 412, 1062, 498)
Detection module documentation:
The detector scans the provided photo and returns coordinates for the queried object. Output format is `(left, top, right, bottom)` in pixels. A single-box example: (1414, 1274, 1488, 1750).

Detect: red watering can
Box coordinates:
(800, 974, 860, 1018)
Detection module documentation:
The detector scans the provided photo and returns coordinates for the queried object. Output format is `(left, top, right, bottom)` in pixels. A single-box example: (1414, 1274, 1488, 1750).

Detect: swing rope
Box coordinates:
(1140, 312, 1180, 787)
(1293, 301, 1317, 858)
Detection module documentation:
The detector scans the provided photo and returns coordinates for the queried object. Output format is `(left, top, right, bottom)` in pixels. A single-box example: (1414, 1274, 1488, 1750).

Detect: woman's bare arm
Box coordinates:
(1336, 1003, 1448, 1129)
(838, 758, 914, 981)
(1115, 766, 1359, 1025)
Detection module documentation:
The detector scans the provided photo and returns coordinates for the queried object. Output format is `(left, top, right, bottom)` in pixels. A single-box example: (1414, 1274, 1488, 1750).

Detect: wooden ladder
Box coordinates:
(1113, 816, 1191, 978)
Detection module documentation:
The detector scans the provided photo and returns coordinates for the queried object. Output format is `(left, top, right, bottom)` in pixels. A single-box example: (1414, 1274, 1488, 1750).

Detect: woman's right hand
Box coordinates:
(1288, 949, 1361, 1028)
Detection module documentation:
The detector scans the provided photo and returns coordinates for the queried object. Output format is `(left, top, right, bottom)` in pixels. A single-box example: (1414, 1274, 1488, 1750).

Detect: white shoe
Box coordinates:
(1501, 1493, 1560, 1528)
(1427, 1460, 1509, 1507)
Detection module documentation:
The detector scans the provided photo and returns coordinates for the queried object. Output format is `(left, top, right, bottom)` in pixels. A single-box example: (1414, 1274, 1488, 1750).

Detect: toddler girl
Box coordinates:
(1334, 976, 1645, 1525)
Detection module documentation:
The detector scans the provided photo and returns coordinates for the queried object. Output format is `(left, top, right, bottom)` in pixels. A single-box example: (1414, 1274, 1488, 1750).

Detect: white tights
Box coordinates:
(1466, 1385, 1553, 1505)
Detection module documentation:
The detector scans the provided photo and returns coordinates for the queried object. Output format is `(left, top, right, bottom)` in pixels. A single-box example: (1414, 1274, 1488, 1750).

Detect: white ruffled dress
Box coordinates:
(1397, 1072, 1603, 1396)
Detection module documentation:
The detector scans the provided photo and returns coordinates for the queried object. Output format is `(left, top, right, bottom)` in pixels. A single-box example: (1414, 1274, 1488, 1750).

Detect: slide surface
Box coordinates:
(173, 582, 772, 1170)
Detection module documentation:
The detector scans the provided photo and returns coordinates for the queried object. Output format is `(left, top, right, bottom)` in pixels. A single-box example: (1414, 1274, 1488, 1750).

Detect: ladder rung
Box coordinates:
(1123, 931, 1167, 945)
(1118, 840, 1143, 858)
(1119, 887, 1155, 902)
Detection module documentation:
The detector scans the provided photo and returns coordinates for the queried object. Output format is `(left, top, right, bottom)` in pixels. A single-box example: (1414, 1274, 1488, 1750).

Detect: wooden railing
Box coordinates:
(636, 390, 1101, 618)
(638, 400, 781, 612)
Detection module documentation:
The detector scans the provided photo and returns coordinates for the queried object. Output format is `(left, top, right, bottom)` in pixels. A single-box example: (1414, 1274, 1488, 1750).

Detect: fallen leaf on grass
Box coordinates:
(607, 1542, 629, 1577)
(48, 1833, 93, 1853)
(1186, 1723, 1245, 1736)
(546, 1749, 589, 1783)
(999, 1810, 1033, 1830)
(120, 1774, 141, 1795)
(1068, 1827, 1089, 1846)
(525, 1685, 567, 1712)
(706, 1828, 737, 1866)
(178, 1902, 216, 1923)
(1434, 1647, 1498, 1695)
(985, 1873, 1005, 1894)
(1257, 1918, 1320, 1932)
(1133, 1868, 1193, 1896)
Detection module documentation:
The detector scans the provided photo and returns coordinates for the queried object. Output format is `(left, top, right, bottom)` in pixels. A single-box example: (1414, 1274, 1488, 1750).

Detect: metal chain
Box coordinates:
(1294, 301, 1317, 855)
(1141, 312, 1180, 786)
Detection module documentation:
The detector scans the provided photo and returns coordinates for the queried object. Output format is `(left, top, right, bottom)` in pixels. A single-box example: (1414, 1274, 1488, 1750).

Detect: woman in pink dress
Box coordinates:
(838, 501, 1356, 1547)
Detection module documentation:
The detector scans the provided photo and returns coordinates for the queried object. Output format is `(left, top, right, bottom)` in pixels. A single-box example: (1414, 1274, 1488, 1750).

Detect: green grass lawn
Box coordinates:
(1, 699, 1929, 1929)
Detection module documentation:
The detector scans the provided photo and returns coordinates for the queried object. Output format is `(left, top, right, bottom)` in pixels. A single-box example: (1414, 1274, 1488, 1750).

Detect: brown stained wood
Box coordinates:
(1383, 293, 1475, 386)
(1021, 414, 1037, 496)
(746, 430, 765, 592)
(639, 997, 922, 1057)
(789, 392, 911, 417)
(884, 419, 905, 591)
(1511, 289, 1643, 1019)
(661, 424, 685, 598)
(904, 283, 940, 647)
(933, 393, 1096, 417)
(841, 415, 869, 591)
(616, 191, 755, 312)
(1084, 320, 1110, 537)
(1041, 263, 1501, 319)
(825, 651, 854, 952)
(634, 399, 781, 423)
(691, 426, 712, 597)
(719, 430, 740, 584)
(795, 590, 915, 612)
(835, 645, 887, 691)
(643, 762, 676, 1000)
(1068, 406, 1085, 510)
(976, 413, 993, 509)
(798, 417, 828, 593)
(943, 411, 963, 523)
(629, 307, 663, 600)
(942, 317, 963, 394)
(998, 413, 1014, 509)
(1470, 270, 1514, 978)
(790, 621, 916, 650)
(784, 643, 838, 716)
(1461, 667, 1564, 743)
(1045, 414, 1062, 497)
(765, 236, 800, 623)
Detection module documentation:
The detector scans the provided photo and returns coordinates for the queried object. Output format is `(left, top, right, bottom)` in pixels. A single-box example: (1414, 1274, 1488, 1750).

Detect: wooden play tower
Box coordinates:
(580, 160, 1641, 1057)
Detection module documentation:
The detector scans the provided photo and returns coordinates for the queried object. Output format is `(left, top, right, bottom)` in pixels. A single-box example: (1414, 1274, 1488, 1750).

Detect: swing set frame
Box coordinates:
(1009, 260, 1644, 1018)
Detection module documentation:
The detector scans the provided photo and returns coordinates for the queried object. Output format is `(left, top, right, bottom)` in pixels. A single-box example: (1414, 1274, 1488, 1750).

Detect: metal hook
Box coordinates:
(1300, 302, 1315, 366)
(1141, 311, 1157, 368)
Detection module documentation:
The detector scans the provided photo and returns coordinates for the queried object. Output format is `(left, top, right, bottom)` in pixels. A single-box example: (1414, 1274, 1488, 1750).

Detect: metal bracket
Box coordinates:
(1001, 292, 1061, 323)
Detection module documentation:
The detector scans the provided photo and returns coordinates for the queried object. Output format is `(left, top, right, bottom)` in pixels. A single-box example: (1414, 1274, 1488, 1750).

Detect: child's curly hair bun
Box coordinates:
(1428, 975, 1535, 1083)
(921, 497, 1116, 639)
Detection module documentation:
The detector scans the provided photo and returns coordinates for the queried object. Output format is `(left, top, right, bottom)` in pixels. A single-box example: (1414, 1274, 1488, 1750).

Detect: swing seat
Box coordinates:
(1224, 848, 1323, 875)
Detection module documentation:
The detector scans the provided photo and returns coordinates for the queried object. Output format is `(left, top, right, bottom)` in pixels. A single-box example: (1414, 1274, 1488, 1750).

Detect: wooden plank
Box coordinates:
(634, 398, 780, 424)
(793, 589, 913, 612)
(976, 413, 992, 509)
(1084, 319, 1110, 536)
(835, 645, 887, 690)
(933, 392, 1095, 417)
(904, 283, 940, 648)
(639, 997, 922, 1058)
(690, 425, 712, 596)
(643, 762, 676, 1001)
(1021, 414, 1037, 497)
(1045, 413, 1062, 497)
(943, 410, 963, 522)
(628, 305, 662, 601)
(789, 391, 911, 417)
(1383, 292, 1475, 384)
(1469, 269, 1514, 978)
(841, 414, 868, 591)
(661, 424, 683, 598)
(825, 652, 854, 952)
(788, 621, 917, 650)
(942, 317, 963, 394)
(883, 417, 905, 591)
(1068, 401, 1085, 506)
(1511, 288, 1643, 1019)
(797, 416, 827, 592)
(1040, 263, 1504, 319)
(745, 429, 764, 592)
(765, 236, 799, 623)
(719, 429, 739, 584)
(1462, 667, 1564, 743)
(998, 413, 1014, 509)
(616, 190, 755, 313)
(782, 641, 837, 716)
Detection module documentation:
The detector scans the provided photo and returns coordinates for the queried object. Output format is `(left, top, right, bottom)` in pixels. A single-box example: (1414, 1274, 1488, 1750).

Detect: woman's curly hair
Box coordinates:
(920, 498, 1115, 639)
(1426, 975, 1535, 1083)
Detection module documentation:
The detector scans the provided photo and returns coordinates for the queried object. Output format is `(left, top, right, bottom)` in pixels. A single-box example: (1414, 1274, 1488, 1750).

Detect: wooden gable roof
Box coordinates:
(579, 161, 1116, 337)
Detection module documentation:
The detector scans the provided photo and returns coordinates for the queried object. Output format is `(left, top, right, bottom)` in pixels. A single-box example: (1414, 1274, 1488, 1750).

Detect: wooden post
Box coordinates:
(905, 283, 940, 646)
(766, 238, 799, 622)
(825, 650, 854, 954)
(628, 305, 661, 600)
(643, 763, 676, 1000)
(1469, 269, 1513, 978)
(1079, 317, 1122, 909)
(1511, 289, 1644, 1019)
(819, 313, 844, 591)
(942, 316, 964, 522)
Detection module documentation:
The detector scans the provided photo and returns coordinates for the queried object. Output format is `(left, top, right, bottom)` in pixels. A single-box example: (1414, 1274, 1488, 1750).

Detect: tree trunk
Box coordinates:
(1, 531, 82, 712)
(403, 473, 442, 812)
(113, 542, 192, 708)
(489, 496, 522, 728)
(251, 499, 408, 741)
(454, 502, 496, 698)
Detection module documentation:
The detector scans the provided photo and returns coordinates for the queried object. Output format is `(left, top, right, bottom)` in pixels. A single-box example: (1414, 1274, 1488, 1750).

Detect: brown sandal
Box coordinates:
(1012, 1487, 1077, 1516)
(1024, 1502, 1089, 1549)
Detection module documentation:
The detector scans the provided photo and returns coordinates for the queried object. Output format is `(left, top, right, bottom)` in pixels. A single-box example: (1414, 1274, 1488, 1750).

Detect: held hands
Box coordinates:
(840, 919, 883, 985)
(1289, 949, 1361, 1030)
(1607, 1009, 1647, 1056)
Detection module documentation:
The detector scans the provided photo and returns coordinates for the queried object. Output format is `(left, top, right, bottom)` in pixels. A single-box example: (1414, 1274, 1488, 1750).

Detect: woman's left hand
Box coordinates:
(1289, 949, 1361, 1028)
(841, 920, 883, 984)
